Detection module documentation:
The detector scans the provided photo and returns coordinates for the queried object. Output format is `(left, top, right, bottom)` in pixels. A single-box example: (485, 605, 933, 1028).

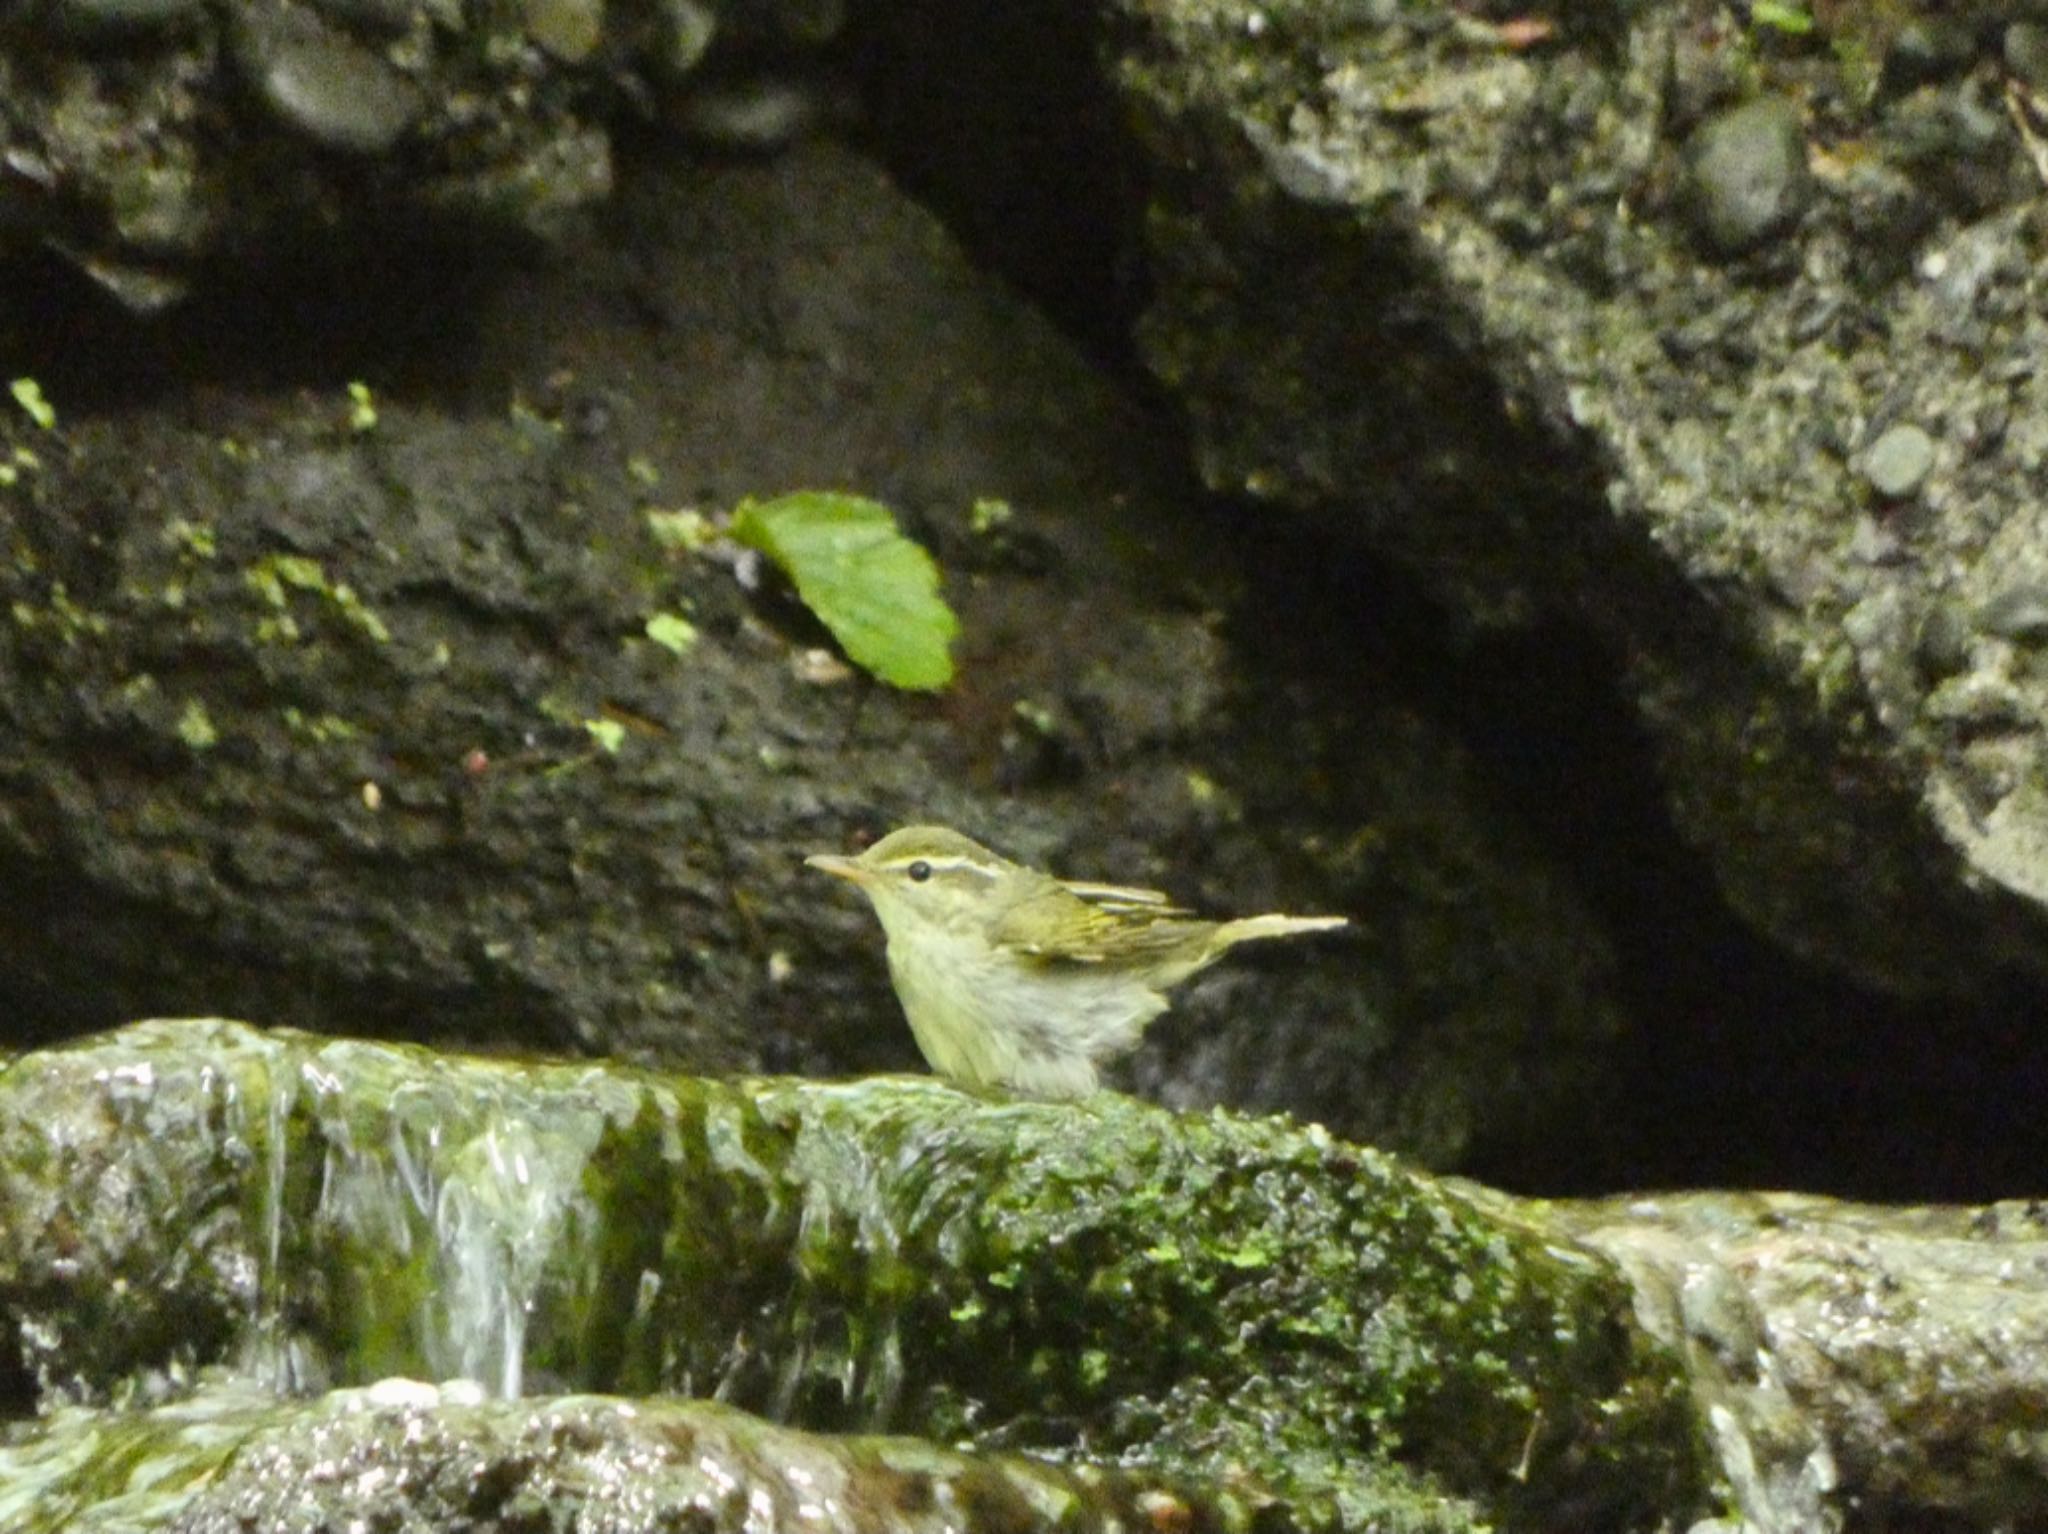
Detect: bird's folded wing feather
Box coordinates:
(1058, 879, 1188, 914)
(993, 886, 1207, 964)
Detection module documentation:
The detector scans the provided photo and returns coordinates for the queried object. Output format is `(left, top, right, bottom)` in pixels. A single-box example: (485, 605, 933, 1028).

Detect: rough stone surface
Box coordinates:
(0, 143, 1627, 1173)
(0, 0, 830, 306)
(1567, 1192, 2048, 1533)
(3, 1381, 1308, 1534)
(1102, 0, 2048, 995)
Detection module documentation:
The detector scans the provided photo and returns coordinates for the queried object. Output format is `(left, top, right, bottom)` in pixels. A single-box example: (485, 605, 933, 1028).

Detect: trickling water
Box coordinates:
(235, 1052, 306, 1395)
(13, 1027, 971, 1431)
(300, 1059, 608, 1400)
(429, 1119, 587, 1399)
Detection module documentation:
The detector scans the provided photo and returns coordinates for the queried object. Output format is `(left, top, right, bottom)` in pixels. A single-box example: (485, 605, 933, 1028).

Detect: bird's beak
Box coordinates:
(804, 852, 869, 884)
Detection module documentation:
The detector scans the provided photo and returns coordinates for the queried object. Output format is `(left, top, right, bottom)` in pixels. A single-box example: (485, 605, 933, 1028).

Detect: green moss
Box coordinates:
(346, 382, 378, 434)
(0, 1026, 1712, 1530)
(281, 707, 362, 743)
(9, 377, 55, 431)
(646, 507, 716, 552)
(643, 611, 699, 655)
(10, 581, 110, 645)
(176, 700, 218, 751)
(162, 519, 217, 560)
(244, 554, 392, 645)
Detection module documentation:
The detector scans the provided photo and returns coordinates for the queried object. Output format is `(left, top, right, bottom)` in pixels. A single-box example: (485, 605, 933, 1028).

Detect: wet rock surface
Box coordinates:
(6, 1021, 2047, 1531)
(5, 1380, 1293, 1534)
(1564, 1192, 2048, 1533)
(0, 1021, 1711, 1532)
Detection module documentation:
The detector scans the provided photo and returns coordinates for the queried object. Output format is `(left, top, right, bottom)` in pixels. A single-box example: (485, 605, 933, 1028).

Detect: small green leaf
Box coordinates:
(177, 699, 217, 751)
(10, 378, 55, 431)
(585, 717, 626, 754)
(346, 381, 377, 433)
(644, 612, 699, 655)
(730, 491, 958, 691)
(1749, 1, 1812, 34)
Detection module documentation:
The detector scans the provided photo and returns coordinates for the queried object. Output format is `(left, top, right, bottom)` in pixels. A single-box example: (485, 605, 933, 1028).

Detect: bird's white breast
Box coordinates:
(882, 930, 1166, 1099)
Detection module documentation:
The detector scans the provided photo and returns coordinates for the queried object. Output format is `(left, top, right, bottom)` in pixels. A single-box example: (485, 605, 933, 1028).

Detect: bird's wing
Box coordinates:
(993, 885, 1210, 964)
(1057, 879, 1193, 916)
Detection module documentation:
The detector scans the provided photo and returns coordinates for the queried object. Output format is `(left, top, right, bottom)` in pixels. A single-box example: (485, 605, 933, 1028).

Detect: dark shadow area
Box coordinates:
(0, 862, 583, 1058)
(0, 220, 519, 412)
(1452, 620, 2048, 1202)
(0, 1314, 31, 1422)
(1226, 521, 2048, 1201)
(845, 0, 1149, 381)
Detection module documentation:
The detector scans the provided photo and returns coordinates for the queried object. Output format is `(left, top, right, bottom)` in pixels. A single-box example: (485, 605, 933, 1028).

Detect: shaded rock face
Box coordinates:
(0, 0, 847, 307)
(835, 1, 2048, 1198)
(0, 140, 1630, 1175)
(1098, 0, 2048, 1002)
(881, 0, 2044, 999)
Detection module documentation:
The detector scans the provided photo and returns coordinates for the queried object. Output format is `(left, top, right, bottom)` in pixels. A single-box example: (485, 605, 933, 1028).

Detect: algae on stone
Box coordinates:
(0, 1020, 1713, 1530)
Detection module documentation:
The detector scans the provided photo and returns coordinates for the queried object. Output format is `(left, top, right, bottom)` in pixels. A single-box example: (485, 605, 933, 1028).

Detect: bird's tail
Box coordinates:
(1215, 913, 1349, 949)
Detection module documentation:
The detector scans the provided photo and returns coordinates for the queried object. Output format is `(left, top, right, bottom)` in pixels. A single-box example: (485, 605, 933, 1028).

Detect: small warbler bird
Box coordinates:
(805, 824, 1347, 1098)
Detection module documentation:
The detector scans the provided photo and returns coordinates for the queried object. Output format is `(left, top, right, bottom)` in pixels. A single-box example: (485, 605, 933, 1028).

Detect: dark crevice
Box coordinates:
(0, 221, 516, 412)
(844, 0, 1151, 385)
(1223, 520, 2048, 1201)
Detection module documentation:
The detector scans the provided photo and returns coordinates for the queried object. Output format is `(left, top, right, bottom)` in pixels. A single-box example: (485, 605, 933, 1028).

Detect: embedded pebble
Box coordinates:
(1862, 423, 1936, 500)
(1978, 584, 2048, 643)
(2009, 23, 2048, 92)
(1685, 96, 1811, 256)
(104, 159, 210, 256)
(1914, 603, 1971, 678)
(231, 3, 424, 155)
(659, 0, 716, 76)
(1845, 515, 1900, 566)
(1925, 671, 2027, 727)
(524, 0, 605, 63)
(672, 77, 835, 153)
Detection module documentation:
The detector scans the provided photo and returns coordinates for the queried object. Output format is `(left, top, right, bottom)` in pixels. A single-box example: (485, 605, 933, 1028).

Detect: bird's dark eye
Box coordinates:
(907, 860, 932, 882)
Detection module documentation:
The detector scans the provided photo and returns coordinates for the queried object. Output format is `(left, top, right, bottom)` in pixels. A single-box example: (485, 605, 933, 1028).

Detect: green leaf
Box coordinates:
(584, 717, 626, 755)
(730, 492, 958, 691)
(9, 378, 55, 431)
(346, 381, 377, 433)
(644, 612, 699, 655)
(1749, 1, 1812, 34)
